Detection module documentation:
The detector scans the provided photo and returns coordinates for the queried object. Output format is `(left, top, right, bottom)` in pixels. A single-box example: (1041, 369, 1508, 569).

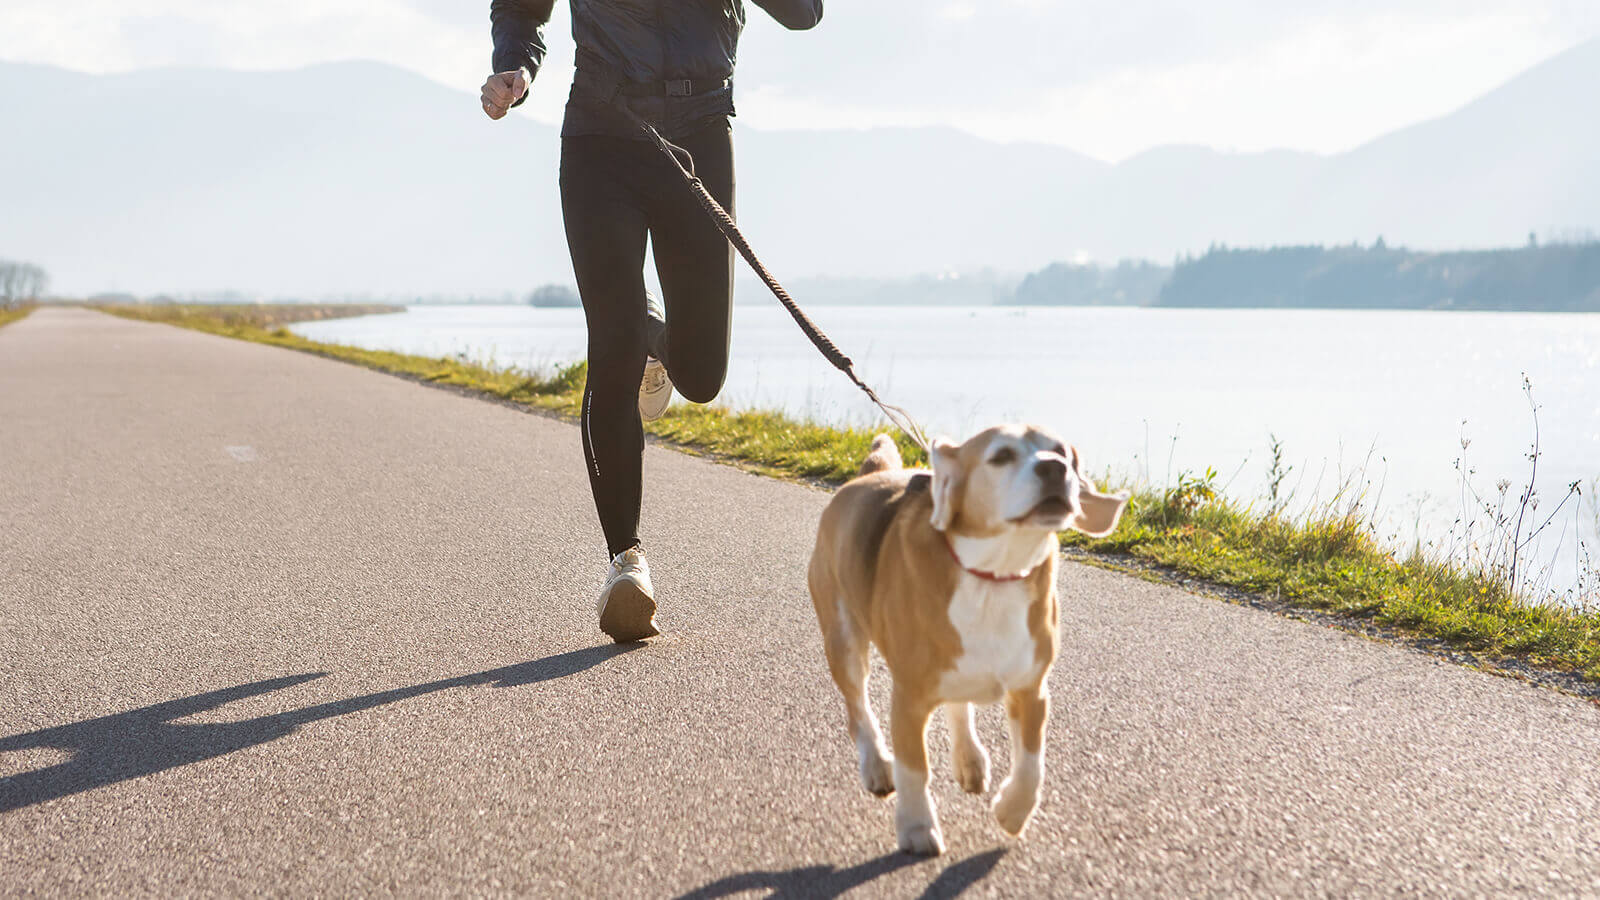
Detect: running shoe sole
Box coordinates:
(639, 360, 673, 422)
(599, 580, 660, 642)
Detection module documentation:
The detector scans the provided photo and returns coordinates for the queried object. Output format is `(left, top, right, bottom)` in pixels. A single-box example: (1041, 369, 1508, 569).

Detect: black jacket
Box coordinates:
(490, 0, 822, 140)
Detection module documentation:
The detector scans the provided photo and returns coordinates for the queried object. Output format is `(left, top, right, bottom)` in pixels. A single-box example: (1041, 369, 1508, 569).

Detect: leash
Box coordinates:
(594, 77, 932, 456)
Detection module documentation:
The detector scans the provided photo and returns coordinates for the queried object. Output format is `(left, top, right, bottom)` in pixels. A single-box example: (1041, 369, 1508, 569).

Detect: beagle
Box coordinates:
(807, 427, 1129, 854)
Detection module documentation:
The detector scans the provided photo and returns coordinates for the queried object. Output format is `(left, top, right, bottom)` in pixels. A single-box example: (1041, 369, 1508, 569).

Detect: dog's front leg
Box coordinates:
(890, 684, 943, 855)
(993, 684, 1048, 836)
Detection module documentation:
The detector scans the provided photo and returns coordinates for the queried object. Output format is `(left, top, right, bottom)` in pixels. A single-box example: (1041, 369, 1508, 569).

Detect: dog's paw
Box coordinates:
(897, 822, 946, 856)
(953, 744, 990, 794)
(991, 779, 1039, 837)
(860, 756, 894, 797)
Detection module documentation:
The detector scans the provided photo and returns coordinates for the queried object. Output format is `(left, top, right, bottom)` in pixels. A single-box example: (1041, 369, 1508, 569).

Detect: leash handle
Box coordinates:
(612, 102, 932, 456)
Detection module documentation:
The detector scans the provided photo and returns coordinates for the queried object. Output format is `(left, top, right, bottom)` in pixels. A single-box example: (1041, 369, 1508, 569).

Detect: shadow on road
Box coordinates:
(677, 847, 1007, 899)
(0, 643, 639, 813)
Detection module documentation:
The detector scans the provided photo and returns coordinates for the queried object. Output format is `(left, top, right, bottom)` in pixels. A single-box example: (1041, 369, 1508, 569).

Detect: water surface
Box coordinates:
(294, 304, 1600, 596)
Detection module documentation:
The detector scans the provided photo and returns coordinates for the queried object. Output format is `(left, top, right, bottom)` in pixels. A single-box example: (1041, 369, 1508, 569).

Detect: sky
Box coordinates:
(2, 0, 1597, 162)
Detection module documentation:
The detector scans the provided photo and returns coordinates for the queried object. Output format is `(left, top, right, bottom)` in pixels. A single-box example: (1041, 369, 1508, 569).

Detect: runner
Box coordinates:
(482, 0, 824, 641)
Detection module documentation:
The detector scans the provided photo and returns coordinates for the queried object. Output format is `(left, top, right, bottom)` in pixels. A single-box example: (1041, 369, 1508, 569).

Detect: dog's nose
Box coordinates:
(1034, 456, 1068, 484)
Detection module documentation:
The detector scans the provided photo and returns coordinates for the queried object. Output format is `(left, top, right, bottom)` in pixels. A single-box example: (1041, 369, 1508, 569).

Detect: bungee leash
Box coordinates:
(589, 69, 932, 456)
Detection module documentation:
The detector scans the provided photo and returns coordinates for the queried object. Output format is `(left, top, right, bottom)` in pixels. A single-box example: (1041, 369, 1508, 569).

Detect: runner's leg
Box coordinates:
(561, 135, 652, 559)
(648, 117, 736, 404)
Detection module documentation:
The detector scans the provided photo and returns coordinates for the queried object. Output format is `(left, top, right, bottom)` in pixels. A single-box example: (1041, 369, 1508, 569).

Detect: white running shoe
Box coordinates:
(597, 546, 659, 642)
(639, 357, 673, 422)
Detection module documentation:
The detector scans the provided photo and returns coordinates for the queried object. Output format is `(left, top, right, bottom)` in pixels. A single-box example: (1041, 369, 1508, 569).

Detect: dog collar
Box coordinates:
(941, 533, 1042, 583)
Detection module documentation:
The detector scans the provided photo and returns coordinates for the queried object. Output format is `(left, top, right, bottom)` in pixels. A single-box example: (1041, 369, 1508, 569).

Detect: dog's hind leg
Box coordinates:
(944, 702, 990, 794)
(993, 683, 1049, 837)
(810, 561, 894, 797)
(820, 611, 894, 797)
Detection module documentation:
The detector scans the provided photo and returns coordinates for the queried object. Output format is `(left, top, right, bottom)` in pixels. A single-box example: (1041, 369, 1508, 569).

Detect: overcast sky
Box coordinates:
(4, 0, 1596, 161)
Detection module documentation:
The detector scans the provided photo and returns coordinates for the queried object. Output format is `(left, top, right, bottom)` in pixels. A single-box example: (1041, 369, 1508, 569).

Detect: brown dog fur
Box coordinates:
(808, 429, 1128, 854)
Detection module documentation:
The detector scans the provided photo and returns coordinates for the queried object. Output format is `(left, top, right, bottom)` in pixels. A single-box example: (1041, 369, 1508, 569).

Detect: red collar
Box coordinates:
(941, 532, 1042, 583)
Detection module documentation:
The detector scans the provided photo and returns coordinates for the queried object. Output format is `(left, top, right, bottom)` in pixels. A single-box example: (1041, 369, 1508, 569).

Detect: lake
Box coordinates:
(293, 304, 1600, 600)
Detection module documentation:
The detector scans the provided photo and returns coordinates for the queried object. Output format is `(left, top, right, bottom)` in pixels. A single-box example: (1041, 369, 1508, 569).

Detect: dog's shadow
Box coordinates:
(676, 847, 1007, 900)
(0, 643, 640, 813)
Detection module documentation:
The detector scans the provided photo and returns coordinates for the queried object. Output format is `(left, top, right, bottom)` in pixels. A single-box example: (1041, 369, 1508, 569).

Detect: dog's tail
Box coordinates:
(858, 434, 903, 477)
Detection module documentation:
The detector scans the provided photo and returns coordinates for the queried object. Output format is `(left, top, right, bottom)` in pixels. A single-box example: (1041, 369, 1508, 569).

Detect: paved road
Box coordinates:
(2, 307, 1598, 897)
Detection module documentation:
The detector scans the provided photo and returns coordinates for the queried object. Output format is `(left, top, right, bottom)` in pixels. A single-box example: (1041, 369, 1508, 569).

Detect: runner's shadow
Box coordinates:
(0, 643, 639, 813)
(677, 847, 1006, 899)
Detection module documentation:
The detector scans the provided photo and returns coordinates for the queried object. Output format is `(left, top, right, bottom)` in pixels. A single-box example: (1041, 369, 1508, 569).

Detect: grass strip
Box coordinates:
(1066, 493, 1600, 680)
(0, 303, 37, 329)
(98, 303, 1600, 683)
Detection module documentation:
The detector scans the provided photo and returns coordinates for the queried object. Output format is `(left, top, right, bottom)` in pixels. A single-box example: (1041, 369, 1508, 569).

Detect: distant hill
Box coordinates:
(1, 38, 1597, 296)
(1155, 242, 1600, 311)
(1012, 260, 1170, 306)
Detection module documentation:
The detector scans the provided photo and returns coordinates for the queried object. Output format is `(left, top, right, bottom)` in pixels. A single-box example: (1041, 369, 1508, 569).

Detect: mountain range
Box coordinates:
(1, 38, 1596, 297)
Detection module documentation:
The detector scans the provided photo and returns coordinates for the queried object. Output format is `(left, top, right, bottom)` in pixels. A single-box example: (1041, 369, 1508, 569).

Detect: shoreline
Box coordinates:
(1068, 549, 1600, 701)
(91, 302, 1600, 694)
(0, 303, 36, 330)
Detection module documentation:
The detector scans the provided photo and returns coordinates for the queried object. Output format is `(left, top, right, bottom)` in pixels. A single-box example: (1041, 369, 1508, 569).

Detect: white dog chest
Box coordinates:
(936, 576, 1044, 703)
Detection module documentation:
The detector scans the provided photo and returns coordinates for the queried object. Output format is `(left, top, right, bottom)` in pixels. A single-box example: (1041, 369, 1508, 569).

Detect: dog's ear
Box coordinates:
(929, 437, 964, 532)
(1068, 445, 1130, 537)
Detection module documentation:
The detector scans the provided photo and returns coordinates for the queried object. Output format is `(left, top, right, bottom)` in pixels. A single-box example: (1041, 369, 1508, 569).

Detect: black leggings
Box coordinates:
(559, 119, 735, 559)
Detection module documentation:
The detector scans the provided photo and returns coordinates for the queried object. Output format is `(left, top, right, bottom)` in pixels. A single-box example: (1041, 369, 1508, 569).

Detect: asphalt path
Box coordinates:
(3, 307, 1598, 897)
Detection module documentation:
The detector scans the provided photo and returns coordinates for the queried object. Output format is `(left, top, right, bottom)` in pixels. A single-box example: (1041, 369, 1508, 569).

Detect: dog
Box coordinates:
(807, 427, 1129, 855)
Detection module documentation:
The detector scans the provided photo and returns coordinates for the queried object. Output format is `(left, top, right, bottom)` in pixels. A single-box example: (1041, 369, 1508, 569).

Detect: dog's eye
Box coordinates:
(988, 447, 1016, 466)
(1052, 443, 1068, 458)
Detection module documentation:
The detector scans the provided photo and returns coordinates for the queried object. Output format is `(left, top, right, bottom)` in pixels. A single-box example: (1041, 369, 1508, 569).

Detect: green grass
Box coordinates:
(0, 303, 37, 329)
(1066, 485, 1600, 681)
(649, 405, 926, 481)
(94, 303, 578, 407)
(99, 302, 404, 330)
(98, 302, 1600, 684)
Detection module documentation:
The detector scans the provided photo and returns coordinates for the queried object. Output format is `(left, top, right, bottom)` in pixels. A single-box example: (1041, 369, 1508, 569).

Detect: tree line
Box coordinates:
(1012, 241, 1600, 312)
(1011, 260, 1169, 306)
(0, 260, 49, 307)
(1155, 241, 1600, 311)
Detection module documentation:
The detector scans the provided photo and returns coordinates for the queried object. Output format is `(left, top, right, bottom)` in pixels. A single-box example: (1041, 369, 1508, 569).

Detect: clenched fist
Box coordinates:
(481, 69, 530, 120)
